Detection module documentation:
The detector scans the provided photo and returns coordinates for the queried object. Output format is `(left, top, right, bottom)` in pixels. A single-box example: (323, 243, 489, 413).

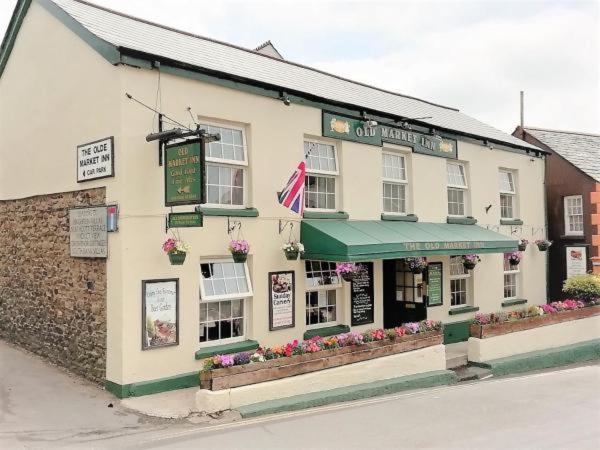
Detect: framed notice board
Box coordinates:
(426, 262, 443, 307)
(351, 262, 375, 326)
(142, 279, 179, 350)
(268, 271, 295, 331)
(164, 139, 204, 206)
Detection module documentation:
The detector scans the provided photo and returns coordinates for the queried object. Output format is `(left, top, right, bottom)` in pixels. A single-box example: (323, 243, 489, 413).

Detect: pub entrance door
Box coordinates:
(383, 259, 427, 328)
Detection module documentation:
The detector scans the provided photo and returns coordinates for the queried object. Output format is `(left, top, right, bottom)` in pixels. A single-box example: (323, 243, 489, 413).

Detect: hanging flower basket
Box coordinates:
(231, 252, 248, 263)
(462, 254, 481, 270)
(518, 239, 529, 252)
(405, 257, 427, 274)
(168, 252, 187, 265)
(335, 262, 362, 282)
(282, 241, 304, 261)
(229, 240, 250, 263)
(163, 237, 190, 265)
(507, 251, 522, 267)
(535, 239, 552, 251)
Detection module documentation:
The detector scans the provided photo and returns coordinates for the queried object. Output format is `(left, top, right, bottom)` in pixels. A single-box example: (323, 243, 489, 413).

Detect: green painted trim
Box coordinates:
(303, 247, 518, 262)
(473, 339, 600, 377)
(303, 211, 349, 220)
(448, 306, 480, 316)
(501, 298, 528, 307)
(443, 320, 472, 344)
(381, 213, 418, 222)
(195, 339, 259, 360)
(0, 0, 32, 79)
(195, 207, 259, 217)
(447, 216, 477, 225)
(500, 219, 524, 226)
(303, 324, 350, 339)
(237, 370, 458, 418)
(104, 371, 199, 399)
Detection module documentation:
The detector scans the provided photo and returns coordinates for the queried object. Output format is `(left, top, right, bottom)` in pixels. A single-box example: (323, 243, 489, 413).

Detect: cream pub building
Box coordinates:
(0, 0, 549, 397)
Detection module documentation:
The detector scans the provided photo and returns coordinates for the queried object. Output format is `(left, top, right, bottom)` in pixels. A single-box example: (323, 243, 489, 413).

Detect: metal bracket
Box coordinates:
(278, 220, 295, 235)
(510, 226, 522, 236)
(158, 113, 164, 166)
(227, 217, 241, 235)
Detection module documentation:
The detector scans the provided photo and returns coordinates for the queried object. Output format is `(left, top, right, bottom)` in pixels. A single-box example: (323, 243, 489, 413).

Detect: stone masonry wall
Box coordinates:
(0, 188, 107, 382)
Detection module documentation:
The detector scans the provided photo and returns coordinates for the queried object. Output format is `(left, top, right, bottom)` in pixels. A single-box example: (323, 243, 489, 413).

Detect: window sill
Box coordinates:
(560, 234, 585, 240)
(194, 339, 259, 360)
(195, 207, 259, 217)
(447, 216, 477, 225)
(381, 213, 418, 222)
(500, 219, 524, 226)
(303, 324, 350, 339)
(303, 211, 349, 220)
(448, 306, 480, 316)
(501, 298, 527, 307)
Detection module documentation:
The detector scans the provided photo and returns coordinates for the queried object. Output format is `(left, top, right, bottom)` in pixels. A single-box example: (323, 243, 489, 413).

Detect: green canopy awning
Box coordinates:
(301, 220, 518, 261)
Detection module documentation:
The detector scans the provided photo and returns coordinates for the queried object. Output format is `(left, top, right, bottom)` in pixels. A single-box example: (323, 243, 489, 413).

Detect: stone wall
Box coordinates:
(0, 188, 107, 382)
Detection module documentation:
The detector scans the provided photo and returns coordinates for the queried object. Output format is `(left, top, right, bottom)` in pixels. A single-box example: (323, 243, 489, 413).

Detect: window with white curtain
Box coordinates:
(499, 170, 517, 219)
(382, 152, 408, 214)
(304, 141, 338, 211)
(447, 162, 468, 217)
(564, 195, 584, 235)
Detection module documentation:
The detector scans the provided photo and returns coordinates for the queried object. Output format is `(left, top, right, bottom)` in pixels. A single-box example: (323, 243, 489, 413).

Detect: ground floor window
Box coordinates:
(305, 261, 341, 327)
(449, 256, 470, 306)
(199, 299, 244, 343)
(503, 254, 519, 299)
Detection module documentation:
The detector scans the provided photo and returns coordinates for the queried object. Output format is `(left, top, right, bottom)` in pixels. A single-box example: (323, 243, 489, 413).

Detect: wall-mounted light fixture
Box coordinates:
(279, 91, 291, 106)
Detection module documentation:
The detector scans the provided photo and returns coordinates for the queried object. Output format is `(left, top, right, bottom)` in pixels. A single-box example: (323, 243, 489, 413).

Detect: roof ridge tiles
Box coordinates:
(524, 126, 600, 138)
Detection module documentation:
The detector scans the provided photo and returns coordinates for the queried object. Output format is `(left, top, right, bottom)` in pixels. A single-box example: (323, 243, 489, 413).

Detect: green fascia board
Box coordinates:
(195, 207, 259, 217)
(195, 339, 259, 360)
(381, 213, 418, 222)
(500, 219, 524, 226)
(105, 371, 199, 399)
(448, 306, 480, 315)
(0, 0, 32, 78)
(501, 298, 528, 307)
(303, 211, 349, 220)
(303, 324, 350, 339)
(301, 220, 518, 261)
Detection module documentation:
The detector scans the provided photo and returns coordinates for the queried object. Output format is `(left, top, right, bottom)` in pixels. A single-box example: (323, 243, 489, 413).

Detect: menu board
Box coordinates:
(427, 262, 443, 306)
(351, 262, 374, 326)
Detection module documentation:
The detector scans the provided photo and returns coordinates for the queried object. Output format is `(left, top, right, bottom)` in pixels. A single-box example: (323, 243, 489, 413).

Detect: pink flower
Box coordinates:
(229, 239, 250, 254)
(162, 238, 176, 253)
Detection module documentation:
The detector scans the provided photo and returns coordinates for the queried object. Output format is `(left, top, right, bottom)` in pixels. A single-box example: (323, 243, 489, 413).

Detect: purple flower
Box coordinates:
(219, 355, 234, 367)
(229, 240, 250, 254)
(335, 262, 361, 275)
(404, 322, 420, 334)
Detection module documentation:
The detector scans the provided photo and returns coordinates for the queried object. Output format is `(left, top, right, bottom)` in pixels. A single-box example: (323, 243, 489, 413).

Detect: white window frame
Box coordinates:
(304, 260, 342, 329)
(503, 254, 520, 300)
(382, 151, 409, 215)
(304, 140, 339, 212)
(449, 256, 471, 308)
(499, 170, 517, 220)
(199, 259, 253, 346)
(564, 195, 584, 236)
(200, 121, 248, 209)
(446, 162, 469, 217)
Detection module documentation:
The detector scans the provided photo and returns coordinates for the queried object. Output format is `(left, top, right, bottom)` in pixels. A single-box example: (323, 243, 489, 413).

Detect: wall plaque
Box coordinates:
(142, 279, 179, 350)
(69, 206, 108, 258)
(426, 262, 443, 306)
(77, 137, 114, 182)
(351, 262, 375, 326)
(168, 212, 203, 228)
(164, 140, 203, 206)
(269, 271, 295, 330)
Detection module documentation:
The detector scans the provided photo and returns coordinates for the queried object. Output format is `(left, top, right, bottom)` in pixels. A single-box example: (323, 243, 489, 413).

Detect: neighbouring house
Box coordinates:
(513, 126, 600, 297)
(1, 0, 550, 398)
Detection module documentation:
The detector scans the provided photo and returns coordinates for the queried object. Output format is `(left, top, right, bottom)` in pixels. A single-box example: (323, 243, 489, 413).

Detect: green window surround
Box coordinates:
(448, 306, 480, 315)
(194, 339, 259, 360)
(195, 206, 259, 217)
(381, 213, 418, 222)
(500, 219, 524, 226)
(303, 324, 350, 340)
(501, 298, 527, 307)
(303, 211, 349, 220)
(447, 216, 477, 225)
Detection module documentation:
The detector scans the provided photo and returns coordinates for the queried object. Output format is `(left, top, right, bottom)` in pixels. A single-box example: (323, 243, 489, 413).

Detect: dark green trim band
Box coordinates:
(195, 207, 259, 217)
(303, 324, 350, 339)
(0, 0, 32, 78)
(381, 213, 418, 222)
(448, 306, 480, 315)
(447, 216, 477, 225)
(501, 298, 527, 307)
(195, 339, 259, 360)
(105, 371, 199, 399)
(500, 219, 524, 226)
(303, 211, 349, 220)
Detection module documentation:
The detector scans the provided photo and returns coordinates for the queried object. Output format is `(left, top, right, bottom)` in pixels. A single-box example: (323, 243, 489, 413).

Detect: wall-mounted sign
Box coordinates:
(164, 140, 203, 206)
(142, 279, 179, 350)
(566, 246, 587, 278)
(168, 212, 203, 228)
(351, 262, 375, 326)
(322, 112, 458, 159)
(426, 262, 443, 306)
(69, 206, 108, 258)
(269, 271, 295, 330)
(77, 137, 114, 182)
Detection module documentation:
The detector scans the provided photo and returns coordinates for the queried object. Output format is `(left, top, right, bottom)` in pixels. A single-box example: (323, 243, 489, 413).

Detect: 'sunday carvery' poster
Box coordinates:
(269, 271, 295, 330)
(142, 279, 179, 349)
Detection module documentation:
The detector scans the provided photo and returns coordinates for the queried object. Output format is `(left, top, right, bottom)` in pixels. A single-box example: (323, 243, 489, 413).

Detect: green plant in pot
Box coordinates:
(535, 239, 552, 251)
(462, 254, 481, 270)
(229, 239, 250, 263)
(162, 237, 190, 265)
(282, 241, 304, 261)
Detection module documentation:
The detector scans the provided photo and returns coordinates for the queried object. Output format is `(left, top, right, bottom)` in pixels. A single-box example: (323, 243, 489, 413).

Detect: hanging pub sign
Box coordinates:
(77, 137, 114, 182)
(426, 262, 443, 306)
(69, 206, 108, 258)
(566, 246, 587, 278)
(164, 140, 203, 206)
(322, 112, 458, 159)
(168, 212, 203, 228)
(142, 279, 179, 350)
(351, 262, 375, 326)
(269, 271, 295, 330)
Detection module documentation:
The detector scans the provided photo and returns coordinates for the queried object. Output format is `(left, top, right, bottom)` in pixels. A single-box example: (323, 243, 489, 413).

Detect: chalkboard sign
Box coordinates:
(427, 262, 443, 306)
(351, 262, 374, 326)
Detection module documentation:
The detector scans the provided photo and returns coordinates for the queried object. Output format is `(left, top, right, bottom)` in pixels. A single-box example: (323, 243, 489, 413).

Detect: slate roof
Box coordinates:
(7, 0, 540, 151)
(524, 127, 600, 182)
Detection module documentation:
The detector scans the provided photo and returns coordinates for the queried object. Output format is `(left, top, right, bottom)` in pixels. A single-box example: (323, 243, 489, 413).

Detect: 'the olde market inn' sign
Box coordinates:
(322, 112, 457, 159)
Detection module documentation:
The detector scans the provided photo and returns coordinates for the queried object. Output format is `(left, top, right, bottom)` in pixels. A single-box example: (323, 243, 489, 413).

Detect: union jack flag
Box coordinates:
(278, 161, 306, 215)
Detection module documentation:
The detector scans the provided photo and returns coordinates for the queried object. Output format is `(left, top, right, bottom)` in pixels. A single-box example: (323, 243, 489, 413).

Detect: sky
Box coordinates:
(1, 0, 598, 134)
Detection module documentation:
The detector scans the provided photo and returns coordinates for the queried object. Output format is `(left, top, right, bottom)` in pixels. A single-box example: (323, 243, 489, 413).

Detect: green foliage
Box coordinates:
(562, 275, 600, 302)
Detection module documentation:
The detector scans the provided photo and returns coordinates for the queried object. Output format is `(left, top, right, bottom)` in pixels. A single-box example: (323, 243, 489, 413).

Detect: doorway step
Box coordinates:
(445, 341, 468, 369)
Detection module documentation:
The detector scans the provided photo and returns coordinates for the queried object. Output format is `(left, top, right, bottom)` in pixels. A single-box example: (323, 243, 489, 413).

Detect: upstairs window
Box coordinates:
(304, 141, 338, 211)
(499, 170, 517, 219)
(382, 152, 408, 214)
(447, 162, 468, 217)
(564, 195, 584, 236)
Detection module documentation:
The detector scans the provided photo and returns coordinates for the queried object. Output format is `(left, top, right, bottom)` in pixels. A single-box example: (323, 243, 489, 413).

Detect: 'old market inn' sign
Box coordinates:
(323, 112, 458, 159)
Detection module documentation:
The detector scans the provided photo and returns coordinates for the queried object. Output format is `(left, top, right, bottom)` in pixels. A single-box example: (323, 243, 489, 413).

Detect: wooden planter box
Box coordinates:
(200, 331, 442, 391)
(470, 305, 600, 339)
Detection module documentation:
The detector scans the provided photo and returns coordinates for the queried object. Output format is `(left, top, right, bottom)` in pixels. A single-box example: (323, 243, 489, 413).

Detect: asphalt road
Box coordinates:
(1, 340, 599, 450)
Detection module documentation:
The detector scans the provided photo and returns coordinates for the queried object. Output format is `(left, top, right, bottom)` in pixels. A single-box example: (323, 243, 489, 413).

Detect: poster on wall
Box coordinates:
(69, 206, 108, 258)
(142, 279, 179, 350)
(77, 137, 114, 182)
(269, 271, 295, 330)
(426, 262, 443, 306)
(351, 262, 374, 326)
(566, 246, 587, 278)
